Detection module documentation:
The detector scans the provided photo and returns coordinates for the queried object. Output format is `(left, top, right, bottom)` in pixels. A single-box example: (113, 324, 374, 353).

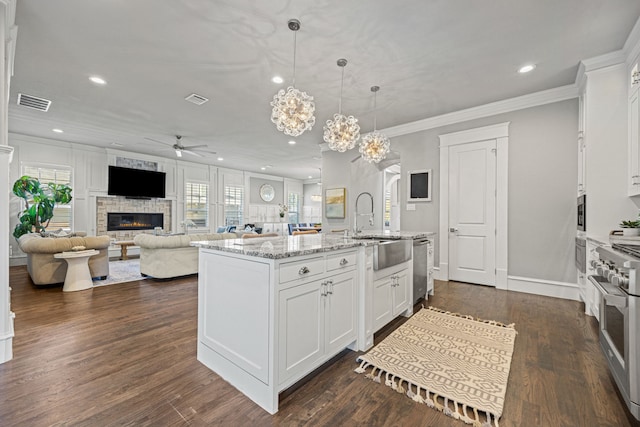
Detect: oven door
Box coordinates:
(590, 275, 632, 403)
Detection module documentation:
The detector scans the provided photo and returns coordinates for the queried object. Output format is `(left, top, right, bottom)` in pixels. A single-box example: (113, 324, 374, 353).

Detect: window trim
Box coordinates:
(185, 181, 209, 229)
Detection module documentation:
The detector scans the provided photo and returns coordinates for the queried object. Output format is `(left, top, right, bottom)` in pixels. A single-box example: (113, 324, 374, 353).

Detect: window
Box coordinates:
(384, 190, 391, 227)
(224, 185, 244, 226)
(288, 192, 300, 224)
(22, 165, 73, 230)
(185, 182, 208, 228)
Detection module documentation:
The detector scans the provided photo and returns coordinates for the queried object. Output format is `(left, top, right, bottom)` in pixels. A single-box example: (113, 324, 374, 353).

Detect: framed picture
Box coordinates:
(325, 188, 346, 218)
(407, 169, 432, 202)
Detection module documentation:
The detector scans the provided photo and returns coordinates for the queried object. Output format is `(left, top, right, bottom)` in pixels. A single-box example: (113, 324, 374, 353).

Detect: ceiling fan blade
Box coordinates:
(182, 150, 204, 157)
(144, 137, 172, 147)
(181, 144, 209, 150)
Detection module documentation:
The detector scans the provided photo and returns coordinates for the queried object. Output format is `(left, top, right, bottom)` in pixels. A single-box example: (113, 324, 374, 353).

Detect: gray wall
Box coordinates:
(392, 99, 579, 282)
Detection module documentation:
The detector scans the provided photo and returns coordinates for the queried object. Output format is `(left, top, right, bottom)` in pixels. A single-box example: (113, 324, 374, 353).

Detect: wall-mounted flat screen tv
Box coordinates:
(108, 165, 166, 198)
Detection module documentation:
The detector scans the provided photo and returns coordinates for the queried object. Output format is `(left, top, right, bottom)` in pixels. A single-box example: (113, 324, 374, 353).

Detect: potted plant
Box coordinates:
(12, 175, 73, 240)
(278, 203, 288, 221)
(619, 219, 640, 236)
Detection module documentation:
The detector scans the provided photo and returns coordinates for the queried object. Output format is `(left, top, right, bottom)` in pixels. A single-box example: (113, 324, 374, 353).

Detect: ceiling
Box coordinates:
(8, 1, 640, 180)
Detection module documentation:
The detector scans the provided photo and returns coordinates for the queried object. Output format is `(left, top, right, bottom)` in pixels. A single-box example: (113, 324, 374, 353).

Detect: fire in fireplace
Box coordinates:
(107, 212, 164, 231)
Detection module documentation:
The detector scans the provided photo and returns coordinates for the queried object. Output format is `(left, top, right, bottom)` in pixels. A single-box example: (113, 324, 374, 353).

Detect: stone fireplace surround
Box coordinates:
(96, 196, 171, 240)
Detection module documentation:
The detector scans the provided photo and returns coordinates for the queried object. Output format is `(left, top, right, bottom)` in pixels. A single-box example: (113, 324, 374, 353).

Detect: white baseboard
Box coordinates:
(0, 312, 15, 364)
(507, 275, 580, 301)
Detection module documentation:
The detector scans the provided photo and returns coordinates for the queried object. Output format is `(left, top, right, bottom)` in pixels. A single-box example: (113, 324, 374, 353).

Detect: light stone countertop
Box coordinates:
(191, 233, 378, 260)
(351, 230, 436, 240)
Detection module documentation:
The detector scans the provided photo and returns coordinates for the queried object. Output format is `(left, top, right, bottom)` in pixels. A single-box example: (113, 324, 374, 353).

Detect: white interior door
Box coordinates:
(448, 139, 496, 285)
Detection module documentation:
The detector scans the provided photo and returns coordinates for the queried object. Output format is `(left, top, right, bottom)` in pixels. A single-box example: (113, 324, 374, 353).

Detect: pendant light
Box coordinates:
(323, 58, 360, 152)
(359, 86, 390, 163)
(270, 19, 315, 137)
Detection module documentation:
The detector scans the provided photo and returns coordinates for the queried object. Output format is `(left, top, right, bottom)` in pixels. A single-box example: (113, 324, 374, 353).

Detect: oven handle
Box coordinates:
(588, 276, 628, 308)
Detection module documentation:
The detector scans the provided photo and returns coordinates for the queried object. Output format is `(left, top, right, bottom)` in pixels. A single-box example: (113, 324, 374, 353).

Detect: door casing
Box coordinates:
(438, 122, 509, 289)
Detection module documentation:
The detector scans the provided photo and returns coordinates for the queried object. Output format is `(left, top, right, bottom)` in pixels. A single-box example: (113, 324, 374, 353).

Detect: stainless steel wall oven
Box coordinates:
(589, 245, 640, 420)
(577, 194, 586, 231)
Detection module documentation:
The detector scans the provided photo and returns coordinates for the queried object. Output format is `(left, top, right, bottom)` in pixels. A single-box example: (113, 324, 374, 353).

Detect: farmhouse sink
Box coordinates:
(373, 239, 411, 271)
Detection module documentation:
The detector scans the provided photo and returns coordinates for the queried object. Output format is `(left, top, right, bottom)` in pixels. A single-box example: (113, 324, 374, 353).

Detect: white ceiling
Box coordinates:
(8, 1, 640, 180)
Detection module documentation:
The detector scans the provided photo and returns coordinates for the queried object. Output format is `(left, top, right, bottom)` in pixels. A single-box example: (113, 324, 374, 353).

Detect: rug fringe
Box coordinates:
(426, 306, 516, 331)
(354, 363, 501, 426)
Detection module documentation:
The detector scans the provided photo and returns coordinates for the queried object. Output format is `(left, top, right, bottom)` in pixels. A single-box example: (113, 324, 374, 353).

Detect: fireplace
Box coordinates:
(107, 212, 164, 231)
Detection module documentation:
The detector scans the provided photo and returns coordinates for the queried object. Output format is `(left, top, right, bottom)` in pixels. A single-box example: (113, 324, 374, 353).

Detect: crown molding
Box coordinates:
(624, 16, 640, 64)
(381, 84, 578, 138)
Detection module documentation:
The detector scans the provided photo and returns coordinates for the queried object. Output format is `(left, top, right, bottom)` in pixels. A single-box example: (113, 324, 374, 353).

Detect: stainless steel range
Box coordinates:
(589, 244, 640, 420)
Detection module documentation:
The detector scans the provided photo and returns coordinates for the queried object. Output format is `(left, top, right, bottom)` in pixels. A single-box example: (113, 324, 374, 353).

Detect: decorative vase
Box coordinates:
(622, 228, 640, 237)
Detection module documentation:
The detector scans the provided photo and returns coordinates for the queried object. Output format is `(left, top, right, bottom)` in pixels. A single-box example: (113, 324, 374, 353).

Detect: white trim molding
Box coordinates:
(507, 276, 580, 301)
(439, 123, 509, 290)
(382, 85, 577, 138)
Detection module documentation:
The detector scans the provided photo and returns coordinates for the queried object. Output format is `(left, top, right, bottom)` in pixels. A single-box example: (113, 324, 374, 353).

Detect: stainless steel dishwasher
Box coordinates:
(413, 238, 430, 303)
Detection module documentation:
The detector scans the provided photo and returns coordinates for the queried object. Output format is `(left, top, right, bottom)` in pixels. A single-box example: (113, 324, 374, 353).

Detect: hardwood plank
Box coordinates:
(1, 268, 637, 426)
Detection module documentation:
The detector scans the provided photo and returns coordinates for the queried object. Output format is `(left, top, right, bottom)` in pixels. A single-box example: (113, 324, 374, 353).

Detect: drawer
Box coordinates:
(326, 251, 357, 272)
(279, 256, 325, 284)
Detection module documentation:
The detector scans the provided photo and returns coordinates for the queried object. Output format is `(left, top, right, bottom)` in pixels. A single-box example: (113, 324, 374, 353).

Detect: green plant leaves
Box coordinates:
(12, 175, 73, 240)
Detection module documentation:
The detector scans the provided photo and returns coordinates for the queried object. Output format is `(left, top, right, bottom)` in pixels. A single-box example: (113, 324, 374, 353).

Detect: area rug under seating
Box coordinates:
(92, 259, 145, 287)
(355, 306, 517, 427)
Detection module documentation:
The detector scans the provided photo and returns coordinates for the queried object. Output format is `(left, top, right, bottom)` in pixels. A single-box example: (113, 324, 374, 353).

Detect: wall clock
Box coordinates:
(259, 184, 275, 202)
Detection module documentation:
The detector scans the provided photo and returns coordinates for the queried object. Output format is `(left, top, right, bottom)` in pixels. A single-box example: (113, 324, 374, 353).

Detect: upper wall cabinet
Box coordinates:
(578, 93, 586, 196)
(629, 62, 640, 196)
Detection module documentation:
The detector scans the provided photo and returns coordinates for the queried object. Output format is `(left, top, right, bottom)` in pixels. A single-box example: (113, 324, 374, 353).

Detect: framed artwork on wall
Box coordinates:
(325, 188, 346, 218)
(407, 169, 432, 202)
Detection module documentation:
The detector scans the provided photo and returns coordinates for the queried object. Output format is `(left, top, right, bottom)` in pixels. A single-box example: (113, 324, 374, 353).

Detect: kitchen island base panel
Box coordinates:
(198, 253, 272, 383)
(197, 342, 278, 414)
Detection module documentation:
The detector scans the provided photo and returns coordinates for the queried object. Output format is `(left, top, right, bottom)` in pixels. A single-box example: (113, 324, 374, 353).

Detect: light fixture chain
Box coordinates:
(373, 90, 377, 131)
(292, 29, 297, 87)
(339, 65, 345, 114)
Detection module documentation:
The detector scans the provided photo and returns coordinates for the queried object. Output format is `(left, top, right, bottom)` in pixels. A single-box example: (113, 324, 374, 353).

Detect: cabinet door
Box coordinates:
(373, 277, 393, 332)
(278, 280, 324, 385)
(630, 91, 640, 196)
(325, 271, 357, 355)
(392, 270, 409, 316)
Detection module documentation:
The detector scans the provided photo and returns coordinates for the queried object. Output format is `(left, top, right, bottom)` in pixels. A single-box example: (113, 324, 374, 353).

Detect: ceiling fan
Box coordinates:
(144, 135, 216, 158)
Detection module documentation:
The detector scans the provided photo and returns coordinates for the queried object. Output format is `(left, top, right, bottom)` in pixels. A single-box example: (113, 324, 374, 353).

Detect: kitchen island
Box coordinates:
(192, 234, 375, 414)
(192, 231, 434, 414)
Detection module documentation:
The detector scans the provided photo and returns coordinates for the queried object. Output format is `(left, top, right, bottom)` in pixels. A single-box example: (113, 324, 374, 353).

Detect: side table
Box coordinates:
(114, 240, 135, 260)
(53, 249, 99, 292)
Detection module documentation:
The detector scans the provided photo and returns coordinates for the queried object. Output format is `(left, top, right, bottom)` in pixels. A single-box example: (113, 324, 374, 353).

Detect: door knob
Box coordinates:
(449, 227, 458, 232)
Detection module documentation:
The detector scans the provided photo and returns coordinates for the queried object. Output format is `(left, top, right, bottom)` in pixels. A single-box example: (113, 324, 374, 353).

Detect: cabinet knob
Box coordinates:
(299, 266, 310, 275)
(340, 258, 349, 266)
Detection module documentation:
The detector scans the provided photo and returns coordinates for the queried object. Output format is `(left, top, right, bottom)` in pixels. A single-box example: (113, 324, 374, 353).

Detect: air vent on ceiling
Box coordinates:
(17, 93, 51, 112)
(184, 93, 209, 105)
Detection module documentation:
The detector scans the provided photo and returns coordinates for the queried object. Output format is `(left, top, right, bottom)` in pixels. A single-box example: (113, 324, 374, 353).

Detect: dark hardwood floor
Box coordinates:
(1, 266, 637, 426)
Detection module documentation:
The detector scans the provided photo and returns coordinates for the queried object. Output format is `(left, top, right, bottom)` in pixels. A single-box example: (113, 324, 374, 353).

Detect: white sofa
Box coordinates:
(133, 232, 237, 279)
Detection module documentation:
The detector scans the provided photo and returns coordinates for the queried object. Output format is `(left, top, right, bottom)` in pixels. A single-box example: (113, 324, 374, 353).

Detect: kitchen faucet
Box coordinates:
(354, 192, 374, 235)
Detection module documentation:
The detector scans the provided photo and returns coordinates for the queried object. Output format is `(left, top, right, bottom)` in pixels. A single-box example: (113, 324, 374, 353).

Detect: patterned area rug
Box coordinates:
(355, 307, 517, 427)
(92, 259, 146, 287)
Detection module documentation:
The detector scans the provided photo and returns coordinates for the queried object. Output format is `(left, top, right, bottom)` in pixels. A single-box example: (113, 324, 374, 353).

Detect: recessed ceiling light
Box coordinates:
(52, 128, 63, 133)
(518, 64, 536, 74)
(272, 76, 284, 84)
(288, 140, 296, 145)
(111, 142, 123, 147)
(89, 76, 107, 85)
(217, 157, 224, 161)
(308, 175, 312, 179)
(261, 167, 266, 170)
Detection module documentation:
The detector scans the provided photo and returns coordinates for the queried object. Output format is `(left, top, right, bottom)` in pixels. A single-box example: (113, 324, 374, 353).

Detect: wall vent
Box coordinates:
(17, 93, 51, 112)
(184, 93, 209, 105)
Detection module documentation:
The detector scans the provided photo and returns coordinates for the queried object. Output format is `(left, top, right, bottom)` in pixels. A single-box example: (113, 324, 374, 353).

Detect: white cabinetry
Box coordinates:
(629, 74, 640, 195)
(373, 263, 410, 332)
(278, 269, 356, 388)
(197, 247, 359, 414)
